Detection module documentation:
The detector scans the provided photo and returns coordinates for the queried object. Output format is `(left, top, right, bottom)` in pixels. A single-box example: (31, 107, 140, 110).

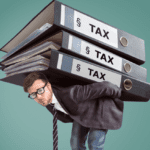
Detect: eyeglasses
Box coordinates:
(28, 82, 48, 99)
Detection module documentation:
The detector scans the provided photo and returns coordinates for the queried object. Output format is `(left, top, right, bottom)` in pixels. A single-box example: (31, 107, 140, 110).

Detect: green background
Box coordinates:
(0, 0, 150, 149)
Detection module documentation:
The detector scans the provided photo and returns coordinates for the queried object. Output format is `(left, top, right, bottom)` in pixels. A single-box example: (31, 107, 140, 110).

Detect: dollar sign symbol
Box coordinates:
(76, 18, 81, 27)
(76, 64, 81, 72)
(86, 46, 90, 54)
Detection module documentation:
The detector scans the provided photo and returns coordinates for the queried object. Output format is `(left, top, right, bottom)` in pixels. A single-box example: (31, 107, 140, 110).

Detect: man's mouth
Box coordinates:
(39, 100, 48, 106)
(41, 101, 48, 106)
(40, 101, 45, 106)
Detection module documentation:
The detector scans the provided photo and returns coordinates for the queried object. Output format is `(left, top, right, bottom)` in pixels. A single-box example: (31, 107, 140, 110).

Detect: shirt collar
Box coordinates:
(51, 93, 57, 104)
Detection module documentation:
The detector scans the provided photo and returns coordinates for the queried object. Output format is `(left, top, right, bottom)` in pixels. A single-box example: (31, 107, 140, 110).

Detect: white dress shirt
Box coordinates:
(51, 93, 68, 114)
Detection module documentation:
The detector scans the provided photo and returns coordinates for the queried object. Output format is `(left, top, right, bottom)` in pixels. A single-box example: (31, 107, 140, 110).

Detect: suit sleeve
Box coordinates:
(69, 81, 122, 103)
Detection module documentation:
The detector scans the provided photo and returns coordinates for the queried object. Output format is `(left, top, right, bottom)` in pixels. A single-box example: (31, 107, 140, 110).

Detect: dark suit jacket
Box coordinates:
(46, 81, 124, 130)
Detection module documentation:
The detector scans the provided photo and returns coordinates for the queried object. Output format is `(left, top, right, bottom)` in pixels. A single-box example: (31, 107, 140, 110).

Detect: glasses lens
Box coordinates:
(37, 88, 44, 94)
(28, 82, 47, 99)
(30, 93, 37, 99)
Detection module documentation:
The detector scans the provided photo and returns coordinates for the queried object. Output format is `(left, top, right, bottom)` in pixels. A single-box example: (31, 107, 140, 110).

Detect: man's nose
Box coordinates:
(36, 94, 43, 101)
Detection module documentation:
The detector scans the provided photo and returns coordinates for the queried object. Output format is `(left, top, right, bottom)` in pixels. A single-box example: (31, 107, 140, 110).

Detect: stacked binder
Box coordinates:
(0, 0, 150, 102)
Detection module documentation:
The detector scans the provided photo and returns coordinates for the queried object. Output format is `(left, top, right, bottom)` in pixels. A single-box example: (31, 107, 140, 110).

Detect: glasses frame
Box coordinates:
(28, 82, 48, 99)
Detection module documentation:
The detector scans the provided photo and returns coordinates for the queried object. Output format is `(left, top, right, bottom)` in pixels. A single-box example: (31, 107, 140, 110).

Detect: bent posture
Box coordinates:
(23, 72, 123, 150)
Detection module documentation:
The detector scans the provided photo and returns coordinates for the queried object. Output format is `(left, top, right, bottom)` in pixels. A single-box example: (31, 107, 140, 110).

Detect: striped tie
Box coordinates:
(51, 104, 58, 150)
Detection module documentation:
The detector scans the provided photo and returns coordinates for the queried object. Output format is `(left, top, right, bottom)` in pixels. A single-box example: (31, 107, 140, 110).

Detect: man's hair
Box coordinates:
(23, 72, 49, 93)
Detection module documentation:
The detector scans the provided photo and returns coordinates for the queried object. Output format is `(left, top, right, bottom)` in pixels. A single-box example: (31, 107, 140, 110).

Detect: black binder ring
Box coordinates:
(123, 79, 132, 91)
(124, 63, 131, 73)
(120, 37, 128, 47)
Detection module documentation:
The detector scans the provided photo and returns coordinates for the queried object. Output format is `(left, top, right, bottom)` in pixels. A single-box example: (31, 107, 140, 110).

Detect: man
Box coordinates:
(23, 72, 123, 150)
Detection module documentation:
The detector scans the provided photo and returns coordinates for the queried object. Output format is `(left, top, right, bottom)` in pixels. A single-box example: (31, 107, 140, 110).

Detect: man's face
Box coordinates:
(28, 79, 53, 107)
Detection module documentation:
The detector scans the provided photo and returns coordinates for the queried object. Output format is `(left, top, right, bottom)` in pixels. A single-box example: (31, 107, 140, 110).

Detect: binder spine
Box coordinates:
(56, 1, 145, 64)
(50, 50, 150, 102)
(62, 31, 147, 82)
(49, 49, 59, 69)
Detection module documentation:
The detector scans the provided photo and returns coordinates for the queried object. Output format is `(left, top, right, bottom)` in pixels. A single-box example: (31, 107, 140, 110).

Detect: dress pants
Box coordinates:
(70, 121, 107, 150)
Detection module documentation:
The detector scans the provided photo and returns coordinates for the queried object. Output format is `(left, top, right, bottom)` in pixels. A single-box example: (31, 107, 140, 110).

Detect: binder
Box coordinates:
(4, 55, 49, 72)
(5, 57, 50, 76)
(58, 31, 147, 82)
(0, 23, 53, 61)
(1, 41, 60, 66)
(48, 50, 150, 102)
(0, 50, 150, 102)
(1, 30, 146, 82)
(50, 50, 150, 102)
(0, 0, 145, 65)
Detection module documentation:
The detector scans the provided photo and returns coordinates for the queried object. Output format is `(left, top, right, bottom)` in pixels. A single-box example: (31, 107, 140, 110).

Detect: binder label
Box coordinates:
(57, 54, 63, 69)
(68, 35, 122, 71)
(61, 5, 118, 48)
(71, 59, 121, 87)
(74, 11, 118, 48)
(80, 40, 122, 71)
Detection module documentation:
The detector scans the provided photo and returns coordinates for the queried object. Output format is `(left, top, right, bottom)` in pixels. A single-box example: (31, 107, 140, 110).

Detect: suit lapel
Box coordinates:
(51, 85, 78, 115)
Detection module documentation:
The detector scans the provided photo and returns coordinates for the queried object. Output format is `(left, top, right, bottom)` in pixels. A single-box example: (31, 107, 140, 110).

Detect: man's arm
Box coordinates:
(68, 81, 122, 103)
